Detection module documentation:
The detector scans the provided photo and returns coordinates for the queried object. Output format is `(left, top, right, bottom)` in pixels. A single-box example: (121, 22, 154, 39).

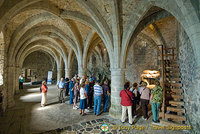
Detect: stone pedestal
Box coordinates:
(109, 68, 125, 119)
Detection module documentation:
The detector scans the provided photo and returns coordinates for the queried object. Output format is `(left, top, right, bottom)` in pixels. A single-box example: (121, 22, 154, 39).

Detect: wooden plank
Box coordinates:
(165, 114, 186, 121)
(169, 101, 184, 106)
(168, 78, 181, 81)
(171, 94, 183, 99)
(167, 106, 185, 113)
(167, 68, 180, 71)
(165, 73, 180, 77)
(160, 120, 187, 126)
(170, 83, 182, 87)
(166, 88, 183, 94)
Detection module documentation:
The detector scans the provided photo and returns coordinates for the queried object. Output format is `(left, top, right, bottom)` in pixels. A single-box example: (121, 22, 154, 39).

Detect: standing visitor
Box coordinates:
(85, 79, 90, 108)
(120, 82, 133, 125)
(150, 80, 163, 123)
(41, 81, 48, 107)
(140, 82, 150, 120)
(69, 78, 75, 104)
(19, 75, 23, 90)
(130, 82, 138, 118)
(88, 78, 94, 109)
(57, 77, 65, 103)
(73, 79, 80, 109)
(79, 83, 87, 116)
(80, 75, 85, 85)
(102, 80, 110, 112)
(93, 80, 103, 116)
(65, 78, 70, 96)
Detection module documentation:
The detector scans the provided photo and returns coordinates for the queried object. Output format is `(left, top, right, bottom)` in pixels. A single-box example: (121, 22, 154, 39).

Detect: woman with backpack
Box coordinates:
(130, 82, 138, 118)
(140, 82, 150, 120)
(41, 80, 48, 107)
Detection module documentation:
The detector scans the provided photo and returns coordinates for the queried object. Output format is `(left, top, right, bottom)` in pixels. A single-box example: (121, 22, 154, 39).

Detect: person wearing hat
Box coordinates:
(93, 80, 103, 116)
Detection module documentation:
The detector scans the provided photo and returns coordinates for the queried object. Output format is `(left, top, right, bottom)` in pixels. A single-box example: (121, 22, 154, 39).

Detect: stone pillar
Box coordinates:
(78, 67, 86, 78)
(109, 68, 125, 119)
(65, 68, 71, 79)
(7, 66, 15, 108)
(15, 66, 20, 94)
(57, 68, 62, 82)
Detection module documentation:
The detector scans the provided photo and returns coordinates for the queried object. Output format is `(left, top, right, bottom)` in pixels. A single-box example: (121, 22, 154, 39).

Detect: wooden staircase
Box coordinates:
(158, 46, 186, 126)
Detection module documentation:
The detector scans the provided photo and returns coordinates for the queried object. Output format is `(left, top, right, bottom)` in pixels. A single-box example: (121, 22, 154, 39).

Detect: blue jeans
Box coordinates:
(69, 89, 74, 104)
(151, 102, 160, 122)
(104, 95, 109, 112)
(94, 96, 101, 115)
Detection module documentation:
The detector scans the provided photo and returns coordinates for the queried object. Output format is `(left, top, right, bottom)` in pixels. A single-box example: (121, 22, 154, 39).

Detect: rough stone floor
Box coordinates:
(0, 85, 191, 134)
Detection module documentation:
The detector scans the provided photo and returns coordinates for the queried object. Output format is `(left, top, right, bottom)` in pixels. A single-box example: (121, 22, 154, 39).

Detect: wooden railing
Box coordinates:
(158, 45, 165, 119)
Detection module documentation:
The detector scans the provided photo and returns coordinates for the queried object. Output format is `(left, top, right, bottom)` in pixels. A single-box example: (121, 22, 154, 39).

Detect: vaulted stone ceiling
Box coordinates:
(0, 2, 200, 131)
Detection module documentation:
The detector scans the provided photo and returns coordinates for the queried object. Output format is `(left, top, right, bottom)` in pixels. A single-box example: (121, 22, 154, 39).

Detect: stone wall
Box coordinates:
(87, 53, 111, 81)
(22, 51, 57, 82)
(125, 40, 158, 84)
(71, 57, 78, 78)
(177, 24, 200, 133)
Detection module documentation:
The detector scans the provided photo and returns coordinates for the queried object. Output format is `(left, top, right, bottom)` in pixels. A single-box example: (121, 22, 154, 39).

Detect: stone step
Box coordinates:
(166, 106, 185, 113)
(165, 113, 186, 121)
(169, 101, 184, 106)
(160, 120, 187, 126)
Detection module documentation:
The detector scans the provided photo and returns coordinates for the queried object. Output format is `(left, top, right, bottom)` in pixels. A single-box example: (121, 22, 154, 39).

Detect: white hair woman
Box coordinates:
(41, 80, 48, 107)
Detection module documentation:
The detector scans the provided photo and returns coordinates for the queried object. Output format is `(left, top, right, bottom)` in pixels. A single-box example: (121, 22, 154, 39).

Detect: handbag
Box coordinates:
(124, 89, 134, 104)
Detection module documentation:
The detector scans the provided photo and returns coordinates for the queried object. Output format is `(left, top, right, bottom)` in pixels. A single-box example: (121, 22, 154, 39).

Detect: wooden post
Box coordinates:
(161, 45, 165, 119)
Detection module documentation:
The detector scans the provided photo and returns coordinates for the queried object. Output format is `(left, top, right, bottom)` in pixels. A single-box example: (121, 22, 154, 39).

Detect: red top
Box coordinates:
(41, 85, 48, 93)
(120, 89, 133, 106)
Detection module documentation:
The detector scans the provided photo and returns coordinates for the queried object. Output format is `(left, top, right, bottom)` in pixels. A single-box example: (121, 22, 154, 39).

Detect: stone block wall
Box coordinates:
(177, 24, 200, 133)
(22, 51, 57, 82)
(125, 40, 158, 84)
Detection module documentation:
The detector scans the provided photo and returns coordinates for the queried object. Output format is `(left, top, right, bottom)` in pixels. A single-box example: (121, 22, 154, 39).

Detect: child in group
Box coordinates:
(79, 83, 88, 116)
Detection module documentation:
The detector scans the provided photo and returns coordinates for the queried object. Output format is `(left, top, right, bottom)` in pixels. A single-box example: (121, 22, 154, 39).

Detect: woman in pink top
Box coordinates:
(140, 82, 150, 120)
(41, 80, 48, 107)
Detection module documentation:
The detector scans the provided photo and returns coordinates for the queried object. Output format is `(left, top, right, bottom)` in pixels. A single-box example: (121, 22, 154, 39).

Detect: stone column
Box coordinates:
(57, 68, 62, 82)
(109, 68, 125, 119)
(15, 66, 20, 94)
(7, 66, 15, 108)
(78, 67, 86, 78)
(65, 68, 71, 79)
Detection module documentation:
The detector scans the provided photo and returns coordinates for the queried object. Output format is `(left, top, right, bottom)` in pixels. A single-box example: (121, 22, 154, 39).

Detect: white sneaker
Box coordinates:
(73, 107, 77, 110)
(133, 115, 137, 118)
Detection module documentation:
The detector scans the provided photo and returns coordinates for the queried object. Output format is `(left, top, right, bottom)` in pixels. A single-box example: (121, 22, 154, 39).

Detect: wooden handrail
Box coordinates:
(158, 45, 165, 119)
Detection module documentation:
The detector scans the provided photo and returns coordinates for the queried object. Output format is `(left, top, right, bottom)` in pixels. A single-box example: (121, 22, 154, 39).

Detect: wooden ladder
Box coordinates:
(158, 46, 186, 126)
